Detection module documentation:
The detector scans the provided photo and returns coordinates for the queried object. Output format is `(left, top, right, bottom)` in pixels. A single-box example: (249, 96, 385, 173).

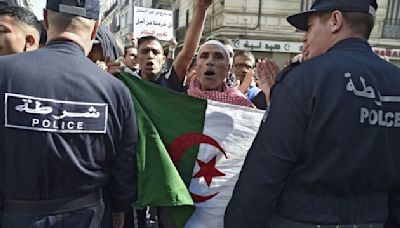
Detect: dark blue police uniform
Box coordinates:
(225, 37, 400, 227)
(0, 40, 138, 227)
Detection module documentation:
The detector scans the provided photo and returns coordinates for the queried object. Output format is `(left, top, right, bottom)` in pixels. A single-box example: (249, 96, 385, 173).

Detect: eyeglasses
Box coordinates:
(233, 63, 252, 69)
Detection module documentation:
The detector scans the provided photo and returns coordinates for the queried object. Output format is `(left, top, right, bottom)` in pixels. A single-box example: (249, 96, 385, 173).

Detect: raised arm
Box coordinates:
(173, 0, 212, 81)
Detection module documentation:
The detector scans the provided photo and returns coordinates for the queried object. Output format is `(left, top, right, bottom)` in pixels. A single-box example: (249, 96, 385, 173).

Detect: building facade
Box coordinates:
(101, 0, 159, 46)
(173, 0, 400, 67)
(100, 0, 400, 66)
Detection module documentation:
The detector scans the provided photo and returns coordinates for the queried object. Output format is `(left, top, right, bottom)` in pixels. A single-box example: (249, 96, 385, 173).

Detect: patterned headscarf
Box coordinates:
(188, 79, 254, 108)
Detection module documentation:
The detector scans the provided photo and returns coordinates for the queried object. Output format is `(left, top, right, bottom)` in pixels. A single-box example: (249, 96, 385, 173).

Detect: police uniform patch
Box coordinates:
(5, 93, 108, 133)
(344, 72, 400, 128)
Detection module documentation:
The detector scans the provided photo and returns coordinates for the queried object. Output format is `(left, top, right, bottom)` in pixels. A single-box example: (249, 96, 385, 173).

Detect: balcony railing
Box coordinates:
(382, 19, 400, 39)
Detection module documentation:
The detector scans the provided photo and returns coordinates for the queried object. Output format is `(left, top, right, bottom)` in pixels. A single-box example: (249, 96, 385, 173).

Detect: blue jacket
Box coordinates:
(225, 38, 400, 227)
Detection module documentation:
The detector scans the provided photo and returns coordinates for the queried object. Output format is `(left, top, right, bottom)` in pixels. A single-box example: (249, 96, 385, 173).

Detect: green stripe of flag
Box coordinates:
(120, 72, 207, 227)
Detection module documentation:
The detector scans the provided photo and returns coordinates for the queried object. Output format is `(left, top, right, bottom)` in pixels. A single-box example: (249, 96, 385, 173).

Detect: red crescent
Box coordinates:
(168, 132, 228, 203)
(167, 132, 227, 166)
(191, 192, 219, 203)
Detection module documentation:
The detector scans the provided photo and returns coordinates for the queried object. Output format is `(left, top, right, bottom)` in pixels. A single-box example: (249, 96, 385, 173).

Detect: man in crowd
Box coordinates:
(0, 1, 138, 228)
(211, 38, 236, 88)
(226, 0, 400, 227)
(233, 51, 261, 101)
(0, 6, 41, 56)
(122, 46, 139, 74)
(187, 40, 255, 107)
(107, 0, 212, 93)
(133, 0, 213, 92)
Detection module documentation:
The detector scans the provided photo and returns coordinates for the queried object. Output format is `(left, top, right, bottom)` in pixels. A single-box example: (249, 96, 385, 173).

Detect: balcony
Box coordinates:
(382, 19, 400, 39)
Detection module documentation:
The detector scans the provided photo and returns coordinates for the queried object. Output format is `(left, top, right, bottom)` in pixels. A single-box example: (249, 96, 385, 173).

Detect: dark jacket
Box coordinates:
(225, 38, 400, 227)
(0, 41, 138, 227)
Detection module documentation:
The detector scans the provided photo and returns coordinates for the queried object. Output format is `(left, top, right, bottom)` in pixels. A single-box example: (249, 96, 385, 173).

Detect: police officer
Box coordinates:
(0, 0, 138, 228)
(225, 0, 400, 227)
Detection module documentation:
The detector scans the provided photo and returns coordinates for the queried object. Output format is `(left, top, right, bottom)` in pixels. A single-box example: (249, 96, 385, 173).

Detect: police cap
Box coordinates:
(46, 0, 99, 20)
(287, 0, 378, 31)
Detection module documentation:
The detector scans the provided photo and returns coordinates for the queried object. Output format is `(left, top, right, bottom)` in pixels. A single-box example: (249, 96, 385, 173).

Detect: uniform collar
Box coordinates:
(45, 40, 85, 54)
(327, 37, 372, 53)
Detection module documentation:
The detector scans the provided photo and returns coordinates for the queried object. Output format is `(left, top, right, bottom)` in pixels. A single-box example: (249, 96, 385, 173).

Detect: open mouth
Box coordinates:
(204, 70, 216, 77)
(145, 62, 154, 69)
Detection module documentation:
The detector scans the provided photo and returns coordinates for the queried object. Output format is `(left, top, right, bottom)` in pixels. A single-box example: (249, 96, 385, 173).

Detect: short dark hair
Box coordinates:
(316, 11, 375, 39)
(0, 6, 41, 34)
(233, 51, 256, 67)
(343, 12, 375, 39)
(124, 45, 137, 57)
(137, 36, 160, 48)
(38, 20, 47, 45)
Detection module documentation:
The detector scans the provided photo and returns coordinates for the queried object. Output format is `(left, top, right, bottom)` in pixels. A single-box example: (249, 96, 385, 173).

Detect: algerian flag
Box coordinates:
(119, 73, 264, 228)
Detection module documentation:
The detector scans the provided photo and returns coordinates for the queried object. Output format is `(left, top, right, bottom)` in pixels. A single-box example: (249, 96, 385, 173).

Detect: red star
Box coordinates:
(192, 156, 225, 187)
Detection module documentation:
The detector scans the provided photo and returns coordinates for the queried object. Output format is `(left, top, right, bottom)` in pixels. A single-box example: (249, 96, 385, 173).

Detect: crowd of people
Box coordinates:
(0, 0, 400, 227)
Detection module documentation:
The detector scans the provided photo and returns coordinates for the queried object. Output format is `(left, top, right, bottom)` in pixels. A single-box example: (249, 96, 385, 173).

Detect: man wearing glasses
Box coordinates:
(232, 51, 260, 101)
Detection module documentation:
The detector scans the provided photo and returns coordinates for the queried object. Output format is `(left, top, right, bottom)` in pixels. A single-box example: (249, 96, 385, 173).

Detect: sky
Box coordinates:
(32, 0, 46, 20)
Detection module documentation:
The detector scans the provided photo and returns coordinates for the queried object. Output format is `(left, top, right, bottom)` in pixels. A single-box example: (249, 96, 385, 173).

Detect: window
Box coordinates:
(383, 0, 400, 38)
(186, 9, 190, 27)
(174, 9, 179, 29)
